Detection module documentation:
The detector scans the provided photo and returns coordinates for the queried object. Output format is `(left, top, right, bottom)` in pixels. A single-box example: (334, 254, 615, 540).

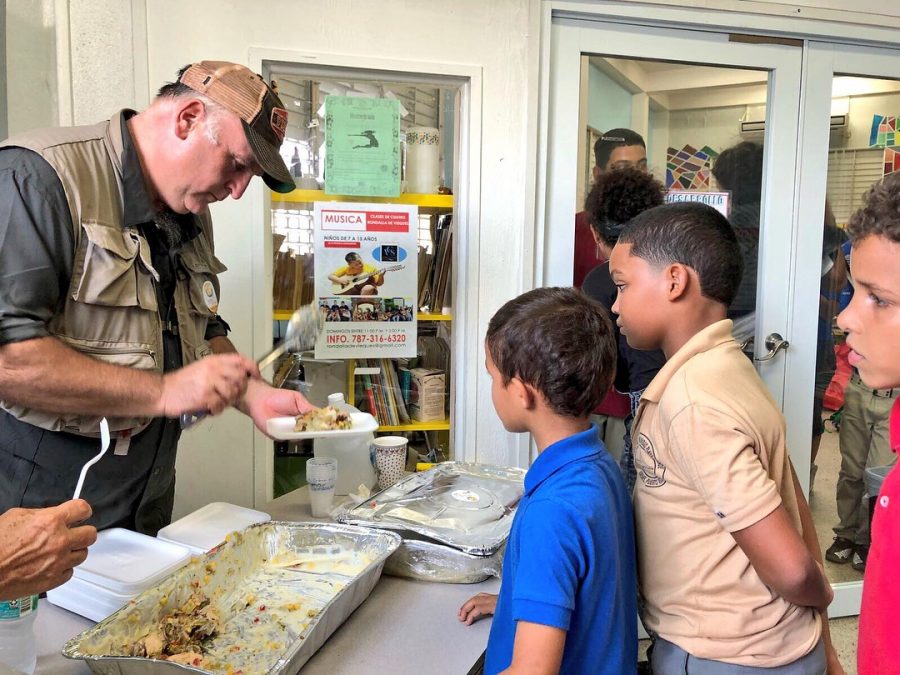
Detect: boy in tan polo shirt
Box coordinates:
(609, 202, 840, 673)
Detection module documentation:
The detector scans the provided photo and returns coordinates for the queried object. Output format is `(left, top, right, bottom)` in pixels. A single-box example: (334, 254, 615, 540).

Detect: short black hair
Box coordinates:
(848, 172, 900, 246)
(619, 203, 743, 307)
(585, 167, 665, 246)
(345, 252, 362, 263)
(486, 287, 616, 418)
(594, 128, 646, 169)
(156, 64, 194, 98)
(711, 141, 763, 205)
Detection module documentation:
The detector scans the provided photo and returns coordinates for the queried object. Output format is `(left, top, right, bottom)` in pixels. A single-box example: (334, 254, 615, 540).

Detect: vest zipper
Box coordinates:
(71, 344, 156, 359)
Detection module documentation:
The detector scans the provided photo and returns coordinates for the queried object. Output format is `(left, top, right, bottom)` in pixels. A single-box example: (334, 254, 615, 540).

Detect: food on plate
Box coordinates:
(130, 590, 220, 664)
(293, 405, 353, 432)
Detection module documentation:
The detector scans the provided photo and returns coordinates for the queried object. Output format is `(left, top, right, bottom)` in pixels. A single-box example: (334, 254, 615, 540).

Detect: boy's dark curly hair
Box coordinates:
(584, 167, 665, 247)
(848, 172, 900, 245)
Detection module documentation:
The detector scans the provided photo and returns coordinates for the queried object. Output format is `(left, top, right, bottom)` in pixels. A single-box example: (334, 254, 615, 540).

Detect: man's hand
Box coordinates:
(458, 592, 498, 625)
(159, 353, 259, 418)
(241, 378, 315, 435)
(0, 500, 97, 600)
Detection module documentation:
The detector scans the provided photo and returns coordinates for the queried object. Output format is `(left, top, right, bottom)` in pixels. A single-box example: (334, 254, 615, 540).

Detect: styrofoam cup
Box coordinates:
(372, 436, 408, 490)
(307, 457, 337, 517)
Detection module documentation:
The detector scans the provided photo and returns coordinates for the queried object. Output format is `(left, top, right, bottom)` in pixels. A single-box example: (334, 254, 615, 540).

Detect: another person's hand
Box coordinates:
(458, 592, 497, 625)
(159, 353, 258, 418)
(0, 500, 97, 600)
(242, 379, 315, 435)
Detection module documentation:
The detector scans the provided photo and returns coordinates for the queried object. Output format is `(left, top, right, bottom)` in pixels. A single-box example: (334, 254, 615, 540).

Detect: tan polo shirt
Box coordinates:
(632, 319, 821, 666)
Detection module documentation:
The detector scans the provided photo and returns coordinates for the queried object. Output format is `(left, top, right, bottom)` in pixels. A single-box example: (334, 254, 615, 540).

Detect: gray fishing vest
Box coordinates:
(0, 111, 227, 435)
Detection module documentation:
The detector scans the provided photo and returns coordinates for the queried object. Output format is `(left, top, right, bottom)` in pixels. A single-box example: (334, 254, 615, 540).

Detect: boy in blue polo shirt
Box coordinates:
(458, 287, 637, 674)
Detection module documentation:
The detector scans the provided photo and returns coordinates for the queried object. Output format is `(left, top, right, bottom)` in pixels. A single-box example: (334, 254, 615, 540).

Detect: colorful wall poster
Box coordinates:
(666, 144, 718, 190)
(324, 96, 401, 197)
(314, 202, 417, 359)
(664, 190, 730, 218)
(869, 114, 898, 149)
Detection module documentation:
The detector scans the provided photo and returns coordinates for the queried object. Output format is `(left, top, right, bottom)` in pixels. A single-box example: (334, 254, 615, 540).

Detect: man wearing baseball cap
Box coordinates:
(0, 60, 311, 562)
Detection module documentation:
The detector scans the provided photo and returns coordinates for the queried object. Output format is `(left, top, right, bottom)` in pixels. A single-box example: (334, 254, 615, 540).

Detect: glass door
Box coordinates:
(543, 17, 803, 408)
(795, 41, 900, 615)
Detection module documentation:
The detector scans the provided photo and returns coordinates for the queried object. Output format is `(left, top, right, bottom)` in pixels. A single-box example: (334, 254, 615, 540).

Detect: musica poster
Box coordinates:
(313, 202, 418, 359)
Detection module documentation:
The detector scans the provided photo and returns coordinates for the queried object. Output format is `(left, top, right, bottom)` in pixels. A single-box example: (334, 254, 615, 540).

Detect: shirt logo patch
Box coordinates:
(202, 280, 219, 314)
(635, 433, 667, 488)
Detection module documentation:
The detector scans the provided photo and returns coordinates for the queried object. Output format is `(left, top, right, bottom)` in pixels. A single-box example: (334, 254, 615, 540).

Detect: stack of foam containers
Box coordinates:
(47, 502, 270, 622)
(46, 529, 192, 622)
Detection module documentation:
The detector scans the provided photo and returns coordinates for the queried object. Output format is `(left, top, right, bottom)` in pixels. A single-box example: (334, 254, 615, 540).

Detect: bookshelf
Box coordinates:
(271, 189, 454, 442)
(344, 313, 452, 433)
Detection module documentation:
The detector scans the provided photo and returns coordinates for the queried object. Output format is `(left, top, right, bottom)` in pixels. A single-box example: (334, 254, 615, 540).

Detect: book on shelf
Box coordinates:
(417, 214, 452, 314)
(273, 247, 315, 313)
(356, 359, 413, 426)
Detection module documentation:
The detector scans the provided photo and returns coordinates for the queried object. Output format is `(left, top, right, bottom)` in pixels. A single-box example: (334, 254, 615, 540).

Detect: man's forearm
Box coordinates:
(0, 336, 165, 417)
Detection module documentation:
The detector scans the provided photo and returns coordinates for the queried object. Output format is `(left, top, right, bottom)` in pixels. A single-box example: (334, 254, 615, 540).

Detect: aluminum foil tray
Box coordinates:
(62, 522, 401, 674)
(383, 534, 505, 584)
(338, 462, 525, 556)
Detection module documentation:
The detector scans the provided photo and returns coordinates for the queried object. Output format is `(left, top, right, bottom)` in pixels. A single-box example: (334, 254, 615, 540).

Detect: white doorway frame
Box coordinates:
(246, 48, 483, 506)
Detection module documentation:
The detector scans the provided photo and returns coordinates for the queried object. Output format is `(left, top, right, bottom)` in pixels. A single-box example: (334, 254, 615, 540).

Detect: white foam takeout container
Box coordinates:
(47, 528, 191, 621)
(156, 501, 271, 555)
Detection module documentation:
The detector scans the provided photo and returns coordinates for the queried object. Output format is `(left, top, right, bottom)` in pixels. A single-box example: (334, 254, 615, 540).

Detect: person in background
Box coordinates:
(610, 202, 841, 673)
(833, 172, 900, 673)
(0, 61, 313, 537)
(827, 236, 897, 574)
(581, 167, 666, 492)
(458, 287, 636, 674)
(0, 500, 96, 600)
(573, 128, 647, 288)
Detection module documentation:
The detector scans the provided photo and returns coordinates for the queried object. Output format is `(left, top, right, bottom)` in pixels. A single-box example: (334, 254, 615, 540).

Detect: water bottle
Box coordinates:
(314, 393, 376, 495)
(0, 595, 38, 674)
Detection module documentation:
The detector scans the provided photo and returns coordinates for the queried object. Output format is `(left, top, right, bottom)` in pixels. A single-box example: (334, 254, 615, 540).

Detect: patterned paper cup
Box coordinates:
(372, 436, 408, 490)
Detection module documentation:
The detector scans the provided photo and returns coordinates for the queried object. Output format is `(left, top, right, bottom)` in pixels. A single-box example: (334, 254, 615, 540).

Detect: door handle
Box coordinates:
(755, 333, 790, 362)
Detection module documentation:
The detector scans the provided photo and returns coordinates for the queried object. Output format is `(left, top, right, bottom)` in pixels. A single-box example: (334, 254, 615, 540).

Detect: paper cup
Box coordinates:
(307, 457, 337, 517)
(372, 436, 408, 490)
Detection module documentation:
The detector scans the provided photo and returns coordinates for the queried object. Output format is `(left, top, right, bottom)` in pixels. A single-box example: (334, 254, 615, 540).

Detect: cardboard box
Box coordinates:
(409, 368, 446, 422)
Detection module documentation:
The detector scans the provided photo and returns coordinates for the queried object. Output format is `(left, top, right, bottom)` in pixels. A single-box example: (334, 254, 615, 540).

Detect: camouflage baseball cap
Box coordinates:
(179, 61, 295, 193)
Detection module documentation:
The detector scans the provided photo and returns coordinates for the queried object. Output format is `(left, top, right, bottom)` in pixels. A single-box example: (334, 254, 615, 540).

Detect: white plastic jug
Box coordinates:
(313, 393, 377, 495)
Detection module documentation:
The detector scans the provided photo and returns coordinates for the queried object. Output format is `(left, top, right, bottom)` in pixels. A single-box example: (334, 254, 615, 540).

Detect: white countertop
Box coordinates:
(37, 487, 498, 674)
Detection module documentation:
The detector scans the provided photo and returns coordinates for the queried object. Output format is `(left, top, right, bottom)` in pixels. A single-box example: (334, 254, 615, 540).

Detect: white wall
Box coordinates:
(5, 0, 56, 134)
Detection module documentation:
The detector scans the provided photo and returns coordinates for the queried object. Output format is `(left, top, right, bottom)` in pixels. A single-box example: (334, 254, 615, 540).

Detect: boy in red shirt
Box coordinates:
(835, 172, 900, 673)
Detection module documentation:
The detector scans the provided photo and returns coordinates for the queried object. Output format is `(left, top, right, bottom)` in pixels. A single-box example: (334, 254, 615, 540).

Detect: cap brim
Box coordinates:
(242, 121, 296, 193)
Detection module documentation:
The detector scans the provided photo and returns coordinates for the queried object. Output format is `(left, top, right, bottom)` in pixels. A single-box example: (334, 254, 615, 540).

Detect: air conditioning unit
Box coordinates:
(740, 114, 849, 135)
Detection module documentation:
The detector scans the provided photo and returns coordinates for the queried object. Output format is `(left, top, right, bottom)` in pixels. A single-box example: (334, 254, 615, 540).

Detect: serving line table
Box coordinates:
(36, 486, 499, 674)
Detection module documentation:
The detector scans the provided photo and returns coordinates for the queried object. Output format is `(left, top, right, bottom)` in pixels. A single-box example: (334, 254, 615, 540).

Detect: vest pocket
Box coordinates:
(57, 335, 158, 370)
(72, 221, 158, 312)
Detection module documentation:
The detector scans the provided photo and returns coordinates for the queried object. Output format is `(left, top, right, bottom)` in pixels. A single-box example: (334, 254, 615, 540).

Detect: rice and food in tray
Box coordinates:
(65, 523, 400, 674)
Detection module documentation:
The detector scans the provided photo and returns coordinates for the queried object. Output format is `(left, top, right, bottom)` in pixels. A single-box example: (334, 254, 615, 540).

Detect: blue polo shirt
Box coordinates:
(484, 425, 637, 674)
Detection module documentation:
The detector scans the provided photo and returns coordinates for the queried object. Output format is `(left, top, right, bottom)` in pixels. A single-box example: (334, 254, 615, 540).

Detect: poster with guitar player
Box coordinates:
(313, 201, 418, 359)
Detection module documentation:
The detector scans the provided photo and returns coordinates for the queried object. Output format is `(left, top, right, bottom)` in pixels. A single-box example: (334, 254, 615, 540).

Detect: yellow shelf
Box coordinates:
(273, 311, 450, 322)
(376, 419, 451, 432)
(272, 189, 453, 210)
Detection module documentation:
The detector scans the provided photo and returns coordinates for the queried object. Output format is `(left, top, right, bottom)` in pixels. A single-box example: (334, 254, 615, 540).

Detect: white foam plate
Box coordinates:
(267, 411, 379, 440)
(157, 502, 271, 554)
(73, 529, 191, 596)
